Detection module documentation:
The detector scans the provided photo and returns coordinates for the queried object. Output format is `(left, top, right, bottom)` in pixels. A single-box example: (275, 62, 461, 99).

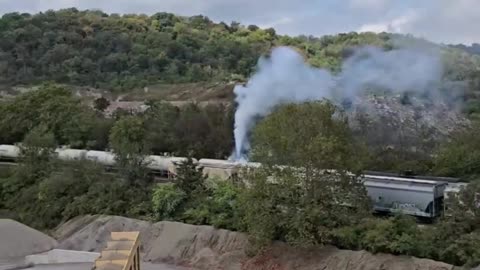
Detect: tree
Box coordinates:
(151, 183, 186, 220)
(251, 101, 365, 171)
(0, 126, 57, 229)
(0, 83, 96, 147)
(93, 97, 110, 112)
(174, 156, 207, 196)
(16, 126, 56, 183)
(240, 101, 371, 249)
(247, 25, 259, 32)
(109, 115, 151, 184)
(433, 122, 480, 179)
(360, 215, 420, 255)
(144, 101, 179, 154)
(443, 180, 480, 232)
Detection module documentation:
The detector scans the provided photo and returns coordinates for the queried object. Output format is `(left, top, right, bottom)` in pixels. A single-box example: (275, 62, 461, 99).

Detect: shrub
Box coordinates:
(151, 183, 186, 220)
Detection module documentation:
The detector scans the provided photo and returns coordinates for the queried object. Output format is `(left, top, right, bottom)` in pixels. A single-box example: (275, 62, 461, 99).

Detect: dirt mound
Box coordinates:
(242, 243, 458, 270)
(55, 215, 152, 252)
(55, 215, 460, 270)
(55, 215, 247, 267)
(0, 219, 57, 260)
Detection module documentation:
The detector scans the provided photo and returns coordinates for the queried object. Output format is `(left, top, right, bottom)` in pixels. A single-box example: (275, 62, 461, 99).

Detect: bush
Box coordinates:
(332, 224, 364, 250)
(181, 178, 241, 230)
(440, 232, 480, 267)
(1, 156, 154, 230)
(361, 215, 420, 255)
(151, 183, 186, 220)
(151, 177, 241, 230)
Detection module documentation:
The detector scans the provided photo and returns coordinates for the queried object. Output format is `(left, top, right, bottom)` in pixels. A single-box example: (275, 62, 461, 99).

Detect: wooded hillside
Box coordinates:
(0, 9, 478, 101)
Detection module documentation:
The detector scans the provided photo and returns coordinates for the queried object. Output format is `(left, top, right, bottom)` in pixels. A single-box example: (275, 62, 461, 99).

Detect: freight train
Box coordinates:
(0, 144, 467, 219)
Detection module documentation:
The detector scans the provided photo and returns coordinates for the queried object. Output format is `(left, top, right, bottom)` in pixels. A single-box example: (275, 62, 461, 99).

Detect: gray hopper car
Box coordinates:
(362, 174, 447, 218)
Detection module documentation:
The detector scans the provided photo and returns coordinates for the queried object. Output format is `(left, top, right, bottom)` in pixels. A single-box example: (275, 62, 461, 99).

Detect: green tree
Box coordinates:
(144, 101, 178, 154)
(151, 183, 186, 220)
(0, 126, 56, 229)
(443, 180, 480, 232)
(109, 115, 151, 184)
(360, 215, 420, 255)
(174, 156, 207, 196)
(240, 101, 371, 249)
(433, 122, 480, 179)
(16, 126, 56, 184)
(440, 232, 480, 267)
(0, 83, 96, 147)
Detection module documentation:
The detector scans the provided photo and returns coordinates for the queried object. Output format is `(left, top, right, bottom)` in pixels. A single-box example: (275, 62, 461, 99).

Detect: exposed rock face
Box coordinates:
(349, 95, 468, 139)
(55, 215, 463, 270)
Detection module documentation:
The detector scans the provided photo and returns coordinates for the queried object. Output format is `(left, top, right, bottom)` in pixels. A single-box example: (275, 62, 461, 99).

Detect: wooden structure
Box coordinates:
(93, 231, 141, 270)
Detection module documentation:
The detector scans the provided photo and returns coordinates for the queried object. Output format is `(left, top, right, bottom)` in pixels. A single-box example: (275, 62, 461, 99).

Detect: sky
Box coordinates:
(0, 0, 478, 45)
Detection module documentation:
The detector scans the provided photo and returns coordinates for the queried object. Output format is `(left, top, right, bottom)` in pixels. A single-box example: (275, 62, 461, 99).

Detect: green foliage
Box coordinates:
(440, 232, 480, 267)
(0, 83, 234, 160)
(204, 179, 241, 229)
(1, 157, 154, 230)
(144, 101, 234, 159)
(109, 115, 151, 183)
(180, 178, 241, 230)
(252, 101, 364, 172)
(238, 167, 371, 249)
(241, 101, 371, 249)
(7, 9, 477, 94)
(151, 183, 186, 220)
(1, 127, 56, 208)
(360, 215, 419, 255)
(152, 157, 240, 229)
(0, 9, 274, 89)
(150, 162, 241, 230)
(433, 122, 480, 179)
(174, 156, 207, 196)
(0, 83, 101, 147)
(443, 180, 480, 232)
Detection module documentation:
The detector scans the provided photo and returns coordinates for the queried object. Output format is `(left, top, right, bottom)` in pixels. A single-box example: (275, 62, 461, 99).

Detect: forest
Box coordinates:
(0, 9, 479, 95)
(1, 8, 480, 268)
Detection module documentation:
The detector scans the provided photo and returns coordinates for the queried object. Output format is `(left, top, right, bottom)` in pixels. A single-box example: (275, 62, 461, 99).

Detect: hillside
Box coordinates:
(0, 9, 479, 104)
(451, 43, 480, 55)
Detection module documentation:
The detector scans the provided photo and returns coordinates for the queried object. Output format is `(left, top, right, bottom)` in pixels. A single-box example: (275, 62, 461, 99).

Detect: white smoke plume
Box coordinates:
(232, 45, 444, 161)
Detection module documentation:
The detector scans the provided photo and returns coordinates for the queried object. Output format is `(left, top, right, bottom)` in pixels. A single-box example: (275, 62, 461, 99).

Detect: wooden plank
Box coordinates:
(111, 232, 140, 241)
(106, 240, 134, 250)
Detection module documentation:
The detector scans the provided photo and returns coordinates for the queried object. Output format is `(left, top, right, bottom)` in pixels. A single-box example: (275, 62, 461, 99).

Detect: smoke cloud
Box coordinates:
(232, 45, 444, 160)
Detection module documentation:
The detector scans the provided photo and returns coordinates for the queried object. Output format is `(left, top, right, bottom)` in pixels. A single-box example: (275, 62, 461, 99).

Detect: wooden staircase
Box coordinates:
(93, 232, 141, 270)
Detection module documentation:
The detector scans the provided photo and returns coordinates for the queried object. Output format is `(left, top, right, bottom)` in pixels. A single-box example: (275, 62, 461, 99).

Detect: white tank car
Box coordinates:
(198, 159, 240, 180)
(146, 155, 191, 176)
(85, 150, 116, 166)
(55, 148, 88, 161)
(0, 145, 20, 160)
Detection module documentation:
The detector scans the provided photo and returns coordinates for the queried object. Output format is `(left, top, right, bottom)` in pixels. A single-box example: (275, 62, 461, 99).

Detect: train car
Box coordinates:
(363, 174, 447, 219)
(55, 148, 88, 161)
(198, 159, 240, 180)
(0, 145, 20, 162)
(85, 150, 116, 166)
(147, 155, 190, 179)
